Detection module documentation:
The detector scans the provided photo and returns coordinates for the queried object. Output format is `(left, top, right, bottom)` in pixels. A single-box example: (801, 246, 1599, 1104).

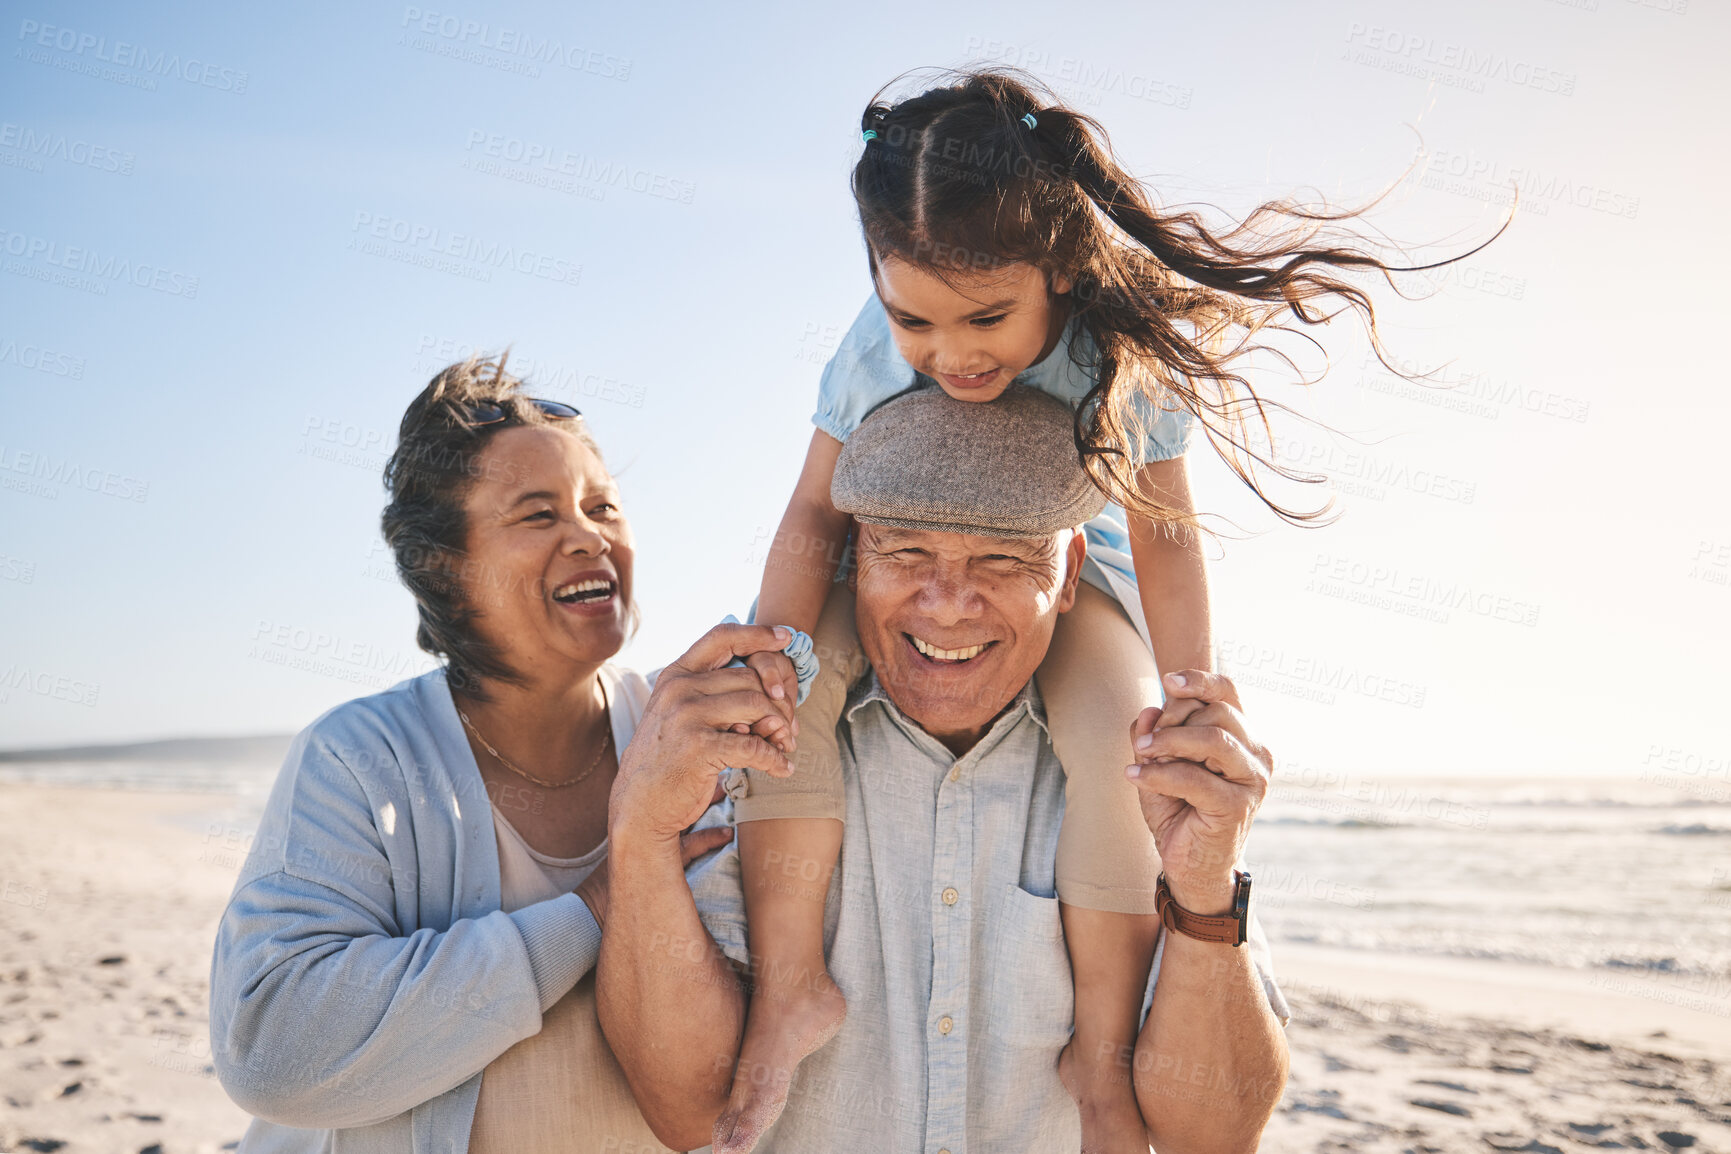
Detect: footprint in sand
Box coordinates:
(1567, 1122, 1613, 1138)
(1410, 1098, 1472, 1117)
(36, 1079, 82, 1101)
(1287, 1089, 1351, 1119)
(1412, 1078, 1477, 1094)
(1483, 1140, 1561, 1154)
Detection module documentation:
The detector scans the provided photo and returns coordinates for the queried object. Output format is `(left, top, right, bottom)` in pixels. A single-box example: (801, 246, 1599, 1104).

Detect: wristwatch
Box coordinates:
(1155, 871, 1252, 947)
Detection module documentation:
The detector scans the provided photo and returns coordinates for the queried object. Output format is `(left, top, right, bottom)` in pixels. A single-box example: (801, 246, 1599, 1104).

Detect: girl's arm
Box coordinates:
(747, 431, 851, 699)
(760, 430, 850, 633)
(744, 429, 851, 705)
(1126, 456, 1213, 676)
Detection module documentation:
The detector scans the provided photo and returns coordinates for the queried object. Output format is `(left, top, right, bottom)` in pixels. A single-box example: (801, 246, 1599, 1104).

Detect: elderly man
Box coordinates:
(599, 387, 1290, 1153)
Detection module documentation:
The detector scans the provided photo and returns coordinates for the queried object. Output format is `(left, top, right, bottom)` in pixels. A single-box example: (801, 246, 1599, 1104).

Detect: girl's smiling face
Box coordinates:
(874, 256, 1073, 404)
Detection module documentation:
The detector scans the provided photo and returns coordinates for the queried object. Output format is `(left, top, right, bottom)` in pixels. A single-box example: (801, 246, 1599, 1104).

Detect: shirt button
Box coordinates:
(939, 1149, 952, 1154)
(938, 1015, 953, 1035)
(948, 766, 960, 782)
(942, 887, 958, 906)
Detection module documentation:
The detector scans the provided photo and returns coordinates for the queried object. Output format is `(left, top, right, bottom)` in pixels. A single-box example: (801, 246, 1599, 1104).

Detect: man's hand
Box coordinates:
(1126, 670, 1272, 917)
(1129, 672, 1289, 1153)
(609, 622, 799, 843)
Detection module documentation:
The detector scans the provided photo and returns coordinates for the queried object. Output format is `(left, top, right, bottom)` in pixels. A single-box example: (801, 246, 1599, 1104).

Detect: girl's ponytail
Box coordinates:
(851, 67, 1505, 530)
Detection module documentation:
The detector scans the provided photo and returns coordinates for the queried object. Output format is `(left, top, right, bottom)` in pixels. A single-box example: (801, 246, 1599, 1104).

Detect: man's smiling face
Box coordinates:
(852, 520, 1086, 754)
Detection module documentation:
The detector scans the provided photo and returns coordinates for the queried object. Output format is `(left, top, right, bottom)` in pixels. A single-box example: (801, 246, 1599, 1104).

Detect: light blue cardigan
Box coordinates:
(208, 665, 649, 1153)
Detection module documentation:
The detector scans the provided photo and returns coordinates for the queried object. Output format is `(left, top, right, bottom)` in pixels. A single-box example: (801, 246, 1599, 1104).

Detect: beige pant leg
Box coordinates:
(732, 582, 865, 823)
(1037, 580, 1166, 915)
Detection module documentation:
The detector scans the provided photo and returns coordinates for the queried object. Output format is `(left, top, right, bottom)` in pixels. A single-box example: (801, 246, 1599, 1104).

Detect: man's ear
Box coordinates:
(1054, 528, 1087, 614)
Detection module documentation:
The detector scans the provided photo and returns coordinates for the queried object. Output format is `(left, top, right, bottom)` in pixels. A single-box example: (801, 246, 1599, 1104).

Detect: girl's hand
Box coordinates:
(1148, 670, 1210, 733)
(743, 649, 801, 748)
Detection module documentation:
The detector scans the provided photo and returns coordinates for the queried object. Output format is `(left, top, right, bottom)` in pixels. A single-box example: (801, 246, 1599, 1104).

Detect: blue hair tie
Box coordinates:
(861, 129, 878, 143)
(1021, 112, 1038, 130)
(719, 615, 819, 706)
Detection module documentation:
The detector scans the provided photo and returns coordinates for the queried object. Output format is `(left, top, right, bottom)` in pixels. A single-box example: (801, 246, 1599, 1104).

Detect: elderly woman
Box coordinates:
(208, 357, 794, 1152)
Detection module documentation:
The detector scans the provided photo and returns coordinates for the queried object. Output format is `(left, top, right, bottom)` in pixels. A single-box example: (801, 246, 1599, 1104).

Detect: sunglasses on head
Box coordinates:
(465, 397, 582, 425)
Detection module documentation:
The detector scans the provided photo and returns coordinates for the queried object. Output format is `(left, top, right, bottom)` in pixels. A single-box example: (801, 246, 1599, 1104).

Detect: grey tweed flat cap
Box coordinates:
(831, 385, 1106, 538)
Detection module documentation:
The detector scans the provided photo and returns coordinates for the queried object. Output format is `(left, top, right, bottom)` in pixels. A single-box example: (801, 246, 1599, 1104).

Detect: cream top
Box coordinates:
(467, 667, 675, 1154)
(490, 805, 607, 913)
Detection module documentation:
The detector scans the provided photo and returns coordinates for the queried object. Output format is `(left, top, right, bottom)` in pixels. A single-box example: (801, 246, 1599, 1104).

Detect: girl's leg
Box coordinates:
(1036, 580, 1166, 1153)
(716, 583, 866, 1154)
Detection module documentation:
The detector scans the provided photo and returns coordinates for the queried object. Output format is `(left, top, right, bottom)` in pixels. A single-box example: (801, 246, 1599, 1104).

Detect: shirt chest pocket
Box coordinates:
(989, 883, 1075, 1048)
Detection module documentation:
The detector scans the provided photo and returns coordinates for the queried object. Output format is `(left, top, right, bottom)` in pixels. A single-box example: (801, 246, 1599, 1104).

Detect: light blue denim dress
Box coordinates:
(814, 293, 1197, 650)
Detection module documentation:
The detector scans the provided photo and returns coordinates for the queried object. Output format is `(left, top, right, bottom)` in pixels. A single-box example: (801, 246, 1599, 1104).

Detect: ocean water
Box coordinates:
(1244, 773, 1731, 995)
(0, 757, 282, 797)
(6, 748, 1728, 997)
(0, 739, 287, 827)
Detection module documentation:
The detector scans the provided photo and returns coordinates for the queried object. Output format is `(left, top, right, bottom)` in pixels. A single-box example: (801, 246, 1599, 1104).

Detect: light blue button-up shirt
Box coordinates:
(692, 672, 1289, 1154)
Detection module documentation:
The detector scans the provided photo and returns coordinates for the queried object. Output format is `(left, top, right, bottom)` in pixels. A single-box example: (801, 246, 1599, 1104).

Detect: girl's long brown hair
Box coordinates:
(852, 67, 1505, 529)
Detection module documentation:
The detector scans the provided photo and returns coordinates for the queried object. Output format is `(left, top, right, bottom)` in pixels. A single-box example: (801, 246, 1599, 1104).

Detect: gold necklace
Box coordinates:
(458, 708, 613, 789)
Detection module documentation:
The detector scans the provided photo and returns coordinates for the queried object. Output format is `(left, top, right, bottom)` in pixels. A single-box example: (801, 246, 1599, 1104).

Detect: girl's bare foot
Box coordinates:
(712, 970, 847, 1154)
(1059, 1037, 1151, 1154)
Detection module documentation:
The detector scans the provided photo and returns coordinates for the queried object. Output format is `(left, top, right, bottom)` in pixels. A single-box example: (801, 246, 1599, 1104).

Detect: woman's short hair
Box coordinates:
(381, 355, 605, 695)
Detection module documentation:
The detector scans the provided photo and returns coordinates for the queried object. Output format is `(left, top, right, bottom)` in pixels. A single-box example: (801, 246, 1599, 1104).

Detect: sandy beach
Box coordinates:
(0, 786, 256, 1154)
(1266, 948, 1731, 1153)
(1, 782, 1726, 1154)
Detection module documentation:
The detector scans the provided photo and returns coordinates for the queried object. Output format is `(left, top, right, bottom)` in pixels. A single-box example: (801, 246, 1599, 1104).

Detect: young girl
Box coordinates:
(716, 68, 1458, 1153)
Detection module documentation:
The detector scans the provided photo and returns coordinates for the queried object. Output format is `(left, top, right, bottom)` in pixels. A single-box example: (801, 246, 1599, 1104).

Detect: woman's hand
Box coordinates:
(1126, 670, 1272, 916)
(577, 805, 736, 929)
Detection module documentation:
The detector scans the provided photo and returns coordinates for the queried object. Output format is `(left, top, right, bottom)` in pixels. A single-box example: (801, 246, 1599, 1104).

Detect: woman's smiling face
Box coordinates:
(457, 424, 634, 680)
(874, 256, 1072, 404)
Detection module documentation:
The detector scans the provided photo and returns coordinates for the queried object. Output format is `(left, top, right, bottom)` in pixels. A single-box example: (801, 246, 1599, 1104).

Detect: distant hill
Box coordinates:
(0, 735, 296, 763)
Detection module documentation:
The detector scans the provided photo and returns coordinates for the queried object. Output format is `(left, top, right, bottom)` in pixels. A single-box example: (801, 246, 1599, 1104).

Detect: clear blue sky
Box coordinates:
(2, 0, 1726, 778)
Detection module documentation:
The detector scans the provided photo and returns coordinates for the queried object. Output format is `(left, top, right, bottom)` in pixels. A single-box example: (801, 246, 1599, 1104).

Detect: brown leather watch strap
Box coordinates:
(1155, 871, 1251, 946)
